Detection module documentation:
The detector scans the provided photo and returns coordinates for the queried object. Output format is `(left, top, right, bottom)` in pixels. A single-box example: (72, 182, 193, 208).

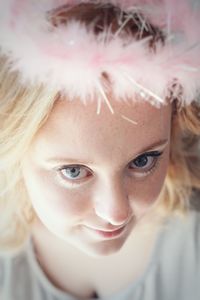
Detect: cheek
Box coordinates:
(129, 154, 169, 216)
(22, 167, 91, 221)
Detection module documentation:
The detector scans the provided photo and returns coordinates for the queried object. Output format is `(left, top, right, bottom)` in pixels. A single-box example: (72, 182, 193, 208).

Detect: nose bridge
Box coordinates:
(93, 175, 131, 226)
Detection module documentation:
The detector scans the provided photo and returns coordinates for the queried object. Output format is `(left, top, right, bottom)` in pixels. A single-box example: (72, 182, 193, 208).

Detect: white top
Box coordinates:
(0, 210, 200, 300)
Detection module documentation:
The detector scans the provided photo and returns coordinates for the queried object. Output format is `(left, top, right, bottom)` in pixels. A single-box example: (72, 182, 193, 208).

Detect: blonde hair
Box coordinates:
(0, 2, 200, 252)
(0, 56, 58, 251)
(0, 54, 200, 252)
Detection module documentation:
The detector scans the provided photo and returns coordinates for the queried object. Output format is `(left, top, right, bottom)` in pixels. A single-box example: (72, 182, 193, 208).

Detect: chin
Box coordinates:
(68, 221, 134, 257)
(71, 236, 127, 258)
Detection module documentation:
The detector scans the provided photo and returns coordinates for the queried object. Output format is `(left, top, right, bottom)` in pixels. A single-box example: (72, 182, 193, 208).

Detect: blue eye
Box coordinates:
(59, 165, 90, 180)
(133, 155, 149, 168)
(62, 166, 81, 178)
(129, 151, 162, 172)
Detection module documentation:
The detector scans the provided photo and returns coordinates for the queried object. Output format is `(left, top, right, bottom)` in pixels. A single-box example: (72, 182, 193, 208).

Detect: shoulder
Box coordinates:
(142, 210, 200, 299)
(0, 239, 67, 300)
(167, 209, 200, 244)
(159, 210, 200, 259)
(0, 243, 31, 274)
(0, 241, 35, 300)
(155, 210, 200, 281)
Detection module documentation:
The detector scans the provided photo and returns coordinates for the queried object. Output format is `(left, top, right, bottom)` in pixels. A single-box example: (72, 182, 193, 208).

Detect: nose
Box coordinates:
(93, 178, 131, 226)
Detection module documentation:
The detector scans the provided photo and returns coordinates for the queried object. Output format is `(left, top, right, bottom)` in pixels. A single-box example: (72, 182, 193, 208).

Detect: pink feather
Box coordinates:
(0, 0, 199, 107)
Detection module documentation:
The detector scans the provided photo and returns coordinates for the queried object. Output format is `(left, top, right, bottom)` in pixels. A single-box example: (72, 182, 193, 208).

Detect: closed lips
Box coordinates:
(94, 227, 124, 233)
(85, 225, 125, 232)
(84, 225, 127, 239)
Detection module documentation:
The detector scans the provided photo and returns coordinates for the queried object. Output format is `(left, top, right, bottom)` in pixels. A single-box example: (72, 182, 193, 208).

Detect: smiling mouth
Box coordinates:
(83, 225, 127, 239)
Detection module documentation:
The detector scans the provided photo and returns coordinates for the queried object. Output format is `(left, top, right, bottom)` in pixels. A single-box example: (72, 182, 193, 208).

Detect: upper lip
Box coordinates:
(84, 218, 131, 233)
(84, 225, 126, 232)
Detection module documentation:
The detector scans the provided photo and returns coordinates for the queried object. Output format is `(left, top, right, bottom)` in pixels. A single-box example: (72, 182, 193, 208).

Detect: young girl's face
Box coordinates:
(22, 98, 172, 257)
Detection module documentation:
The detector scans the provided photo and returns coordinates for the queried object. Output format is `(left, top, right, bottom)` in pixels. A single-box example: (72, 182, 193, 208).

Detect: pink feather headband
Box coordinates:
(0, 0, 200, 111)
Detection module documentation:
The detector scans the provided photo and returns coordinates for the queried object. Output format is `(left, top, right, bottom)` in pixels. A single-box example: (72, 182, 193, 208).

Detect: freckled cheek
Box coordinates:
(23, 171, 91, 219)
(41, 188, 90, 218)
(129, 158, 169, 216)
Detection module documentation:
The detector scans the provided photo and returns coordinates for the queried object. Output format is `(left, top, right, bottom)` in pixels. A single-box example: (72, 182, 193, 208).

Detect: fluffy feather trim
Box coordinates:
(0, 0, 200, 108)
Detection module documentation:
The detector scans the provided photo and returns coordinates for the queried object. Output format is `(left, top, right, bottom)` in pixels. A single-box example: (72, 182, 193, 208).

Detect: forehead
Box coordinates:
(41, 98, 171, 131)
(31, 99, 172, 163)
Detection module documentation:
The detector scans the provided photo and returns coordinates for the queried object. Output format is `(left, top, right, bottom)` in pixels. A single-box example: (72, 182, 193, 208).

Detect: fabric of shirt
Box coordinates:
(0, 210, 200, 300)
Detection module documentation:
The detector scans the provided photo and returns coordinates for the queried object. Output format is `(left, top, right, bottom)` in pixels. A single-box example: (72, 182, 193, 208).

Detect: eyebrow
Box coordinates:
(45, 139, 169, 166)
(136, 138, 169, 155)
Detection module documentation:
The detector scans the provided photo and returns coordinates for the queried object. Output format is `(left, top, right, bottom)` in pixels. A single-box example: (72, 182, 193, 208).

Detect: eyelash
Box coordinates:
(128, 151, 163, 178)
(56, 151, 163, 186)
(56, 165, 92, 186)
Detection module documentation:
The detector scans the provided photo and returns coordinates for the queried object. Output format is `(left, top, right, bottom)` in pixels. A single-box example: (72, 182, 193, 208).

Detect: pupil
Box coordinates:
(68, 167, 80, 178)
(134, 155, 148, 167)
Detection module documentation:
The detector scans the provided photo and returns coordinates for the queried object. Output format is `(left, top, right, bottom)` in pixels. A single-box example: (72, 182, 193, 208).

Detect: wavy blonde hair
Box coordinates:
(0, 3, 200, 252)
(1, 54, 199, 252)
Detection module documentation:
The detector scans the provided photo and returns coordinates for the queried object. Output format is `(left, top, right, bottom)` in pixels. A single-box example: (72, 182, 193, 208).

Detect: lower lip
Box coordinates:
(84, 226, 126, 239)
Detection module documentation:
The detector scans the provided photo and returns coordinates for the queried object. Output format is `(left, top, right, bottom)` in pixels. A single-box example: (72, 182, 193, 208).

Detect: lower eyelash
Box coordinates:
(54, 171, 80, 189)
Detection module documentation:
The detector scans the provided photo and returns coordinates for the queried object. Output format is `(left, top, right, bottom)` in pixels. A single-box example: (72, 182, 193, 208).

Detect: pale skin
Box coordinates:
(22, 98, 172, 299)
